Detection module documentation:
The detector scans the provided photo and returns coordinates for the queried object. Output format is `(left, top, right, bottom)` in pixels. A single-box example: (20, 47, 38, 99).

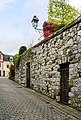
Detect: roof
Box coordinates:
(3, 54, 13, 61)
(0, 51, 4, 55)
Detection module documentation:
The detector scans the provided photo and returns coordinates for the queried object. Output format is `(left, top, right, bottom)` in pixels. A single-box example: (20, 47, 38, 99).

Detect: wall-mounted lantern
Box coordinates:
(31, 15, 39, 29)
(31, 15, 43, 39)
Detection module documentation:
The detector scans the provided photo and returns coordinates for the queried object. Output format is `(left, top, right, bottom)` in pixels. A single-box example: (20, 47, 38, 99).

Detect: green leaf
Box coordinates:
(48, 0, 81, 27)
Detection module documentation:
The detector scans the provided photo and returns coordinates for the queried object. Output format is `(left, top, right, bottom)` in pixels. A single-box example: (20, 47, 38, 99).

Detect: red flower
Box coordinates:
(43, 21, 48, 27)
(43, 21, 57, 38)
(43, 30, 51, 38)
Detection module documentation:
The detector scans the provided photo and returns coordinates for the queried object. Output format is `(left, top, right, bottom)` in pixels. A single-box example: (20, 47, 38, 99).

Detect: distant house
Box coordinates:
(0, 51, 13, 77)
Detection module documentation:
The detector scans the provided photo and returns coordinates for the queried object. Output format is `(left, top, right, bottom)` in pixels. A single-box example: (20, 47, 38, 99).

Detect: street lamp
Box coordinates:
(31, 15, 43, 38)
(31, 15, 39, 29)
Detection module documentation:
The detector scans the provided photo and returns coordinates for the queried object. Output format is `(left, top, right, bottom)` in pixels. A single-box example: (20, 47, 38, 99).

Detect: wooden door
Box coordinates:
(60, 63, 69, 104)
(26, 62, 30, 88)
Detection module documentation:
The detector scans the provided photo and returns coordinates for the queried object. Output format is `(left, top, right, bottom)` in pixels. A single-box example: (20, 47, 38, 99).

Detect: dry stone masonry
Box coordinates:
(15, 16, 81, 110)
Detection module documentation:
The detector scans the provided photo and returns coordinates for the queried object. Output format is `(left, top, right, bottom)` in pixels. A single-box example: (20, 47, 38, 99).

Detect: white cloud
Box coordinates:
(0, 22, 38, 55)
(0, 0, 16, 11)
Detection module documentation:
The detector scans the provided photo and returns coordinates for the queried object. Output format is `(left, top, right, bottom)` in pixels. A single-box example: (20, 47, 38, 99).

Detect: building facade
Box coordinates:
(15, 16, 81, 110)
(0, 51, 13, 77)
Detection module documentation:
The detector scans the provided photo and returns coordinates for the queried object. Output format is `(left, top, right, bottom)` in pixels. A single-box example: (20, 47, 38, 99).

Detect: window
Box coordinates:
(0, 55, 1, 59)
(7, 65, 9, 68)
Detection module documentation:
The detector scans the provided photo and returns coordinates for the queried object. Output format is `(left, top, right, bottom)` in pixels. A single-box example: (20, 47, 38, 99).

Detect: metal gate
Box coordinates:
(60, 63, 69, 104)
(26, 62, 30, 88)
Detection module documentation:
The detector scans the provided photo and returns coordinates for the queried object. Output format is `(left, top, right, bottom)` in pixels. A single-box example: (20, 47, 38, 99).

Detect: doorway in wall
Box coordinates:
(26, 62, 30, 88)
(0, 70, 1, 76)
(60, 63, 69, 104)
(3, 71, 5, 77)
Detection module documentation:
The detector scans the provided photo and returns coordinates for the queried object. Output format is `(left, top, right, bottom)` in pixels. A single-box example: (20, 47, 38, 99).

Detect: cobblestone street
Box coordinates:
(0, 77, 81, 120)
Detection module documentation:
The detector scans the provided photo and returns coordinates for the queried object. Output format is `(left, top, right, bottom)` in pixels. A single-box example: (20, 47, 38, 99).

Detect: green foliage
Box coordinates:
(13, 46, 27, 68)
(19, 46, 27, 55)
(13, 54, 19, 64)
(13, 54, 20, 68)
(54, 23, 65, 32)
(48, 0, 81, 26)
(27, 48, 32, 56)
(9, 64, 15, 80)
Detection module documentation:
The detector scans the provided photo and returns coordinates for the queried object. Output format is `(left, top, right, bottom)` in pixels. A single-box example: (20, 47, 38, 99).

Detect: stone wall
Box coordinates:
(15, 16, 81, 110)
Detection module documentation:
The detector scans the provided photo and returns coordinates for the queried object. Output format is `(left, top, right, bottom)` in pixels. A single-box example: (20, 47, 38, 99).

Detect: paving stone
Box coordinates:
(0, 77, 81, 120)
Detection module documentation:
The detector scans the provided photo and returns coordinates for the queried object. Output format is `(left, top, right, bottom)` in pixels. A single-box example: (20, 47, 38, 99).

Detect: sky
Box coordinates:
(0, 0, 81, 55)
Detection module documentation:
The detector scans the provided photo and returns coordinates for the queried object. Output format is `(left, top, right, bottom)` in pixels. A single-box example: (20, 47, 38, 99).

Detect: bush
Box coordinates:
(19, 46, 27, 55)
(43, 21, 57, 38)
(9, 65, 15, 80)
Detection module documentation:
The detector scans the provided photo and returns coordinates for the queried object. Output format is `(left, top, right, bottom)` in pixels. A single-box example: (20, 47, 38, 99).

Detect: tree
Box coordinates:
(13, 54, 19, 64)
(13, 46, 27, 68)
(48, 0, 81, 26)
(13, 54, 20, 68)
(19, 46, 27, 55)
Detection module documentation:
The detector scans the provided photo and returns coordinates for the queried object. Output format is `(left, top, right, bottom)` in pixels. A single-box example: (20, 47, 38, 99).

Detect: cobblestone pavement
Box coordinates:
(0, 77, 81, 120)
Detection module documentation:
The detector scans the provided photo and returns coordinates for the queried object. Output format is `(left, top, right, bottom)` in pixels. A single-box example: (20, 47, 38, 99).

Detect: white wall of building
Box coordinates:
(0, 52, 13, 77)
(3, 61, 13, 77)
